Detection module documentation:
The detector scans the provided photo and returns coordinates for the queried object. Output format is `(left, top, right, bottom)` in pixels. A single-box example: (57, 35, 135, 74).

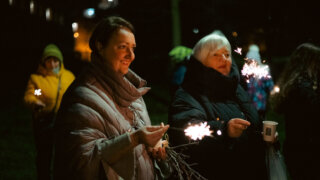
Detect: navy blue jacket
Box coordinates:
(168, 56, 267, 180)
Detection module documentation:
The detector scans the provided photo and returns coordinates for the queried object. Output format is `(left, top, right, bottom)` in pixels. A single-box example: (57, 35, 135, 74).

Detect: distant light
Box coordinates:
(108, 0, 113, 2)
(193, 28, 199, 34)
(98, 0, 110, 9)
(72, 22, 78, 32)
(30, 1, 35, 14)
(9, 0, 13, 6)
(83, 8, 95, 19)
(74, 32, 79, 38)
(270, 85, 280, 95)
(45, 8, 52, 21)
(232, 31, 238, 37)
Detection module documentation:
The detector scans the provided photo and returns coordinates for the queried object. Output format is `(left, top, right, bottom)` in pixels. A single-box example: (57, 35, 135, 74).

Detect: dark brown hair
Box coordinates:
(89, 16, 134, 55)
(273, 43, 320, 109)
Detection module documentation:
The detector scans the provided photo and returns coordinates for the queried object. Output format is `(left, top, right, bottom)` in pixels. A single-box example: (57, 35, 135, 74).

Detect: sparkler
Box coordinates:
(169, 122, 215, 140)
(234, 47, 242, 55)
(241, 59, 271, 82)
(184, 122, 213, 140)
(234, 46, 272, 82)
(34, 89, 42, 96)
(165, 122, 214, 179)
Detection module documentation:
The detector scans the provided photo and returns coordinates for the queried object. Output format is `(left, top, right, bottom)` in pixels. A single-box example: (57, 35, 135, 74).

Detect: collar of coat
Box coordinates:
(182, 56, 240, 99)
(89, 54, 150, 107)
(36, 63, 65, 77)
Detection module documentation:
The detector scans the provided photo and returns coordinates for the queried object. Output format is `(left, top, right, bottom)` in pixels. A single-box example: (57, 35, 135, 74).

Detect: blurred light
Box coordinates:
(9, 0, 13, 6)
(72, 22, 78, 32)
(108, 0, 113, 2)
(30, 1, 35, 14)
(74, 32, 79, 38)
(83, 8, 95, 18)
(45, 8, 52, 21)
(193, 28, 199, 34)
(217, 130, 222, 136)
(270, 85, 280, 95)
(273, 86, 280, 93)
(232, 31, 238, 37)
(98, 0, 110, 9)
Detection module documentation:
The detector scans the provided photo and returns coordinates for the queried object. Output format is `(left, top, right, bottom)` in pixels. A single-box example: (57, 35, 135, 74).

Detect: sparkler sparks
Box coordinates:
(234, 47, 242, 55)
(34, 89, 42, 96)
(241, 59, 271, 81)
(270, 85, 280, 95)
(234, 47, 273, 82)
(184, 122, 213, 140)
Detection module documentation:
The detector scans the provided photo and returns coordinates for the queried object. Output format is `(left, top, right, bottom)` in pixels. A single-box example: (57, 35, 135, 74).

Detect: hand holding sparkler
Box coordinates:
(33, 89, 46, 111)
(227, 118, 250, 138)
(131, 124, 169, 148)
(150, 122, 169, 161)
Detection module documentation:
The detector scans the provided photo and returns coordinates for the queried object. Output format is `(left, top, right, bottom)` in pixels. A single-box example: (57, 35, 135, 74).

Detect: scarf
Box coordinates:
(89, 54, 150, 108)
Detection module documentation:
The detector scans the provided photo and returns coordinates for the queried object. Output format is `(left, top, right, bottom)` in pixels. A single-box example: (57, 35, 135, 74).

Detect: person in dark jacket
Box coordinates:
(168, 32, 267, 180)
(272, 43, 320, 180)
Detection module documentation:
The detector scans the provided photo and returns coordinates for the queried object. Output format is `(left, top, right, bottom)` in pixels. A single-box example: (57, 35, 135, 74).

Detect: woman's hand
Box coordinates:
(227, 118, 251, 138)
(131, 125, 169, 147)
(33, 99, 46, 111)
(150, 146, 167, 161)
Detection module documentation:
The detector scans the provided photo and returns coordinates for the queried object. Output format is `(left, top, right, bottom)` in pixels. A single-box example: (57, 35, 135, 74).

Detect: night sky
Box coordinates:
(1, 0, 319, 107)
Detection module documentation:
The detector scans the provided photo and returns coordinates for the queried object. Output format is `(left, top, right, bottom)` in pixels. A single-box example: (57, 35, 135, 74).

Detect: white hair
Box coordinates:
(192, 33, 231, 64)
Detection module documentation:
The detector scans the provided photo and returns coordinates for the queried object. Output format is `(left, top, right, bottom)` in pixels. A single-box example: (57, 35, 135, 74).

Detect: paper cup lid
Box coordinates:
(263, 121, 278, 125)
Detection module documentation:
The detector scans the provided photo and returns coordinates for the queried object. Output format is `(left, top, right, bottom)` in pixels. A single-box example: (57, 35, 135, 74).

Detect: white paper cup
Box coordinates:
(262, 121, 278, 142)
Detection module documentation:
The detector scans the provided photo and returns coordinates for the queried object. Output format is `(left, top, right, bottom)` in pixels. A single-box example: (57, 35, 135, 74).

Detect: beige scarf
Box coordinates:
(89, 54, 150, 108)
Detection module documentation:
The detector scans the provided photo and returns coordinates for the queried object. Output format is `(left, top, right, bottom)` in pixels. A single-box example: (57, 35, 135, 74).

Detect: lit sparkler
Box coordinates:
(234, 47, 242, 55)
(34, 89, 42, 96)
(234, 47, 273, 82)
(184, 122, 213, 140)
(241, 59, 271, 82)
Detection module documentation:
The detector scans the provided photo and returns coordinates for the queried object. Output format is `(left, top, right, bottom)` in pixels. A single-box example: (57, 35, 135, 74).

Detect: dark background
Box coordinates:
(0, 0, 319, 179)
(1, 0, 320, 102)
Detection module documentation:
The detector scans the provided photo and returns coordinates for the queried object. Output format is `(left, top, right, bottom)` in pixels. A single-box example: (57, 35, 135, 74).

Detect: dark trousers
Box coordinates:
(33, 115, 54, 180)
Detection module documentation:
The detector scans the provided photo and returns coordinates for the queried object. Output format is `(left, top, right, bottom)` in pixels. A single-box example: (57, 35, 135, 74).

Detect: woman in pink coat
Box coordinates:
(53, 16, 170, 180)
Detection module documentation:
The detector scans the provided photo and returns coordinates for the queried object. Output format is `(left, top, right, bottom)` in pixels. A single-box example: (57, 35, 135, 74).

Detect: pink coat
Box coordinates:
(54, 59, 155, 180)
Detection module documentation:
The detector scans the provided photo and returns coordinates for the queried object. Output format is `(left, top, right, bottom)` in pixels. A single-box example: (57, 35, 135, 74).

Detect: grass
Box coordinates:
(0, 100, 36, 180)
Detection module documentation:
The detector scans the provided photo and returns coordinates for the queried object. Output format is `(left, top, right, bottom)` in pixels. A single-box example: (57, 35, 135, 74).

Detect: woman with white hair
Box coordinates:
(168, 33, 267, 180)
